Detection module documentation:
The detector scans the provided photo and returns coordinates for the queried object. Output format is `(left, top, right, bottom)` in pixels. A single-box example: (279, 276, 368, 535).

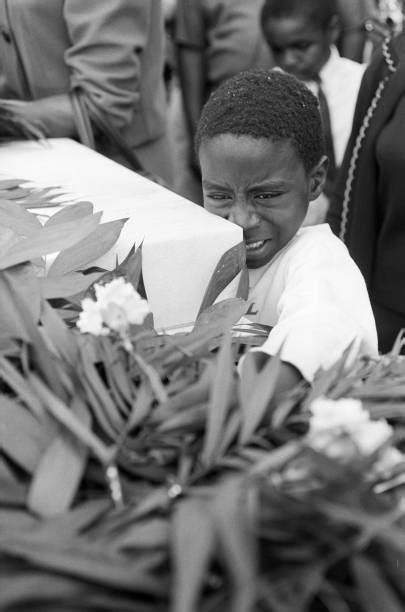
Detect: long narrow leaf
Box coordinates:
(239, 352, 282, 445)
(0, 198, 42, 234)
(29, 375, 113, 466)
(201, 333, 235, 467)
(0, 213, 102, 269)
(48, 218, 127, 277)
(27, 400, 91, 517)
(198, 242, 246, 316)
(171, 498, 216, 612)
(44, 201, 94, 226)
(40, 271, 103, 299)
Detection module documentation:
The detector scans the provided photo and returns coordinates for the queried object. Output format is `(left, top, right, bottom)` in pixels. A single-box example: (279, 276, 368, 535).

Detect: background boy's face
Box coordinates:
(199, 134, 325, 269)
(262, 14, 334, 81)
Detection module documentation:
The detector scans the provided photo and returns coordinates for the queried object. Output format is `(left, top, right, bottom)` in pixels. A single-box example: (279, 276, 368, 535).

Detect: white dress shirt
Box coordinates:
(246, 224, 378, 381)
(306, 46, 367, 167)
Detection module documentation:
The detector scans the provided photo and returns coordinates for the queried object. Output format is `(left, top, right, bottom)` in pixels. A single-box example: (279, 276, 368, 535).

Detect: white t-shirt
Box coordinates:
(246, 224, 378, 381)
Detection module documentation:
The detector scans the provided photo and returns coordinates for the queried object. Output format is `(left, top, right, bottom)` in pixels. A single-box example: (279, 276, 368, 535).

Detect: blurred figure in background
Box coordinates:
(328, 32, 405, 353)
(0, 0, 174, 186)
(261, 0, 366, 225)
(337, 0, 377, 62)
(173, 0, 274, 203)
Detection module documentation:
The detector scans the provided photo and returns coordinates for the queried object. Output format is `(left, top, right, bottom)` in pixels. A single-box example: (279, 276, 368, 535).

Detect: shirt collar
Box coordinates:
(318, 45, 340, 83)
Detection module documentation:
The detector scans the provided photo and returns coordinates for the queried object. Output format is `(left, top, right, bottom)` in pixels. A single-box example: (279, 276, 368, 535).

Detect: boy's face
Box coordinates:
(262, 14, 335, 81)
(199, 134, 326, 269)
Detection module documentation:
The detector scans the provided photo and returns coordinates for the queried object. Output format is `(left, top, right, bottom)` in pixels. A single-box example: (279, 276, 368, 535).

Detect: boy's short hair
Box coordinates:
(261, 0, 338, 31)
(195, 69, 323, 173)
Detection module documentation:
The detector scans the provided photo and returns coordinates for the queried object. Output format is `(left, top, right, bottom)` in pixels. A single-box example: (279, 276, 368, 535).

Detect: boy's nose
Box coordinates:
(228, 201, 259, 229)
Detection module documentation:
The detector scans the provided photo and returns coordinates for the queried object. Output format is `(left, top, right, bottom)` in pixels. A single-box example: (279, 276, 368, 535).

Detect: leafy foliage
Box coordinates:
(1, 179, 405, 611)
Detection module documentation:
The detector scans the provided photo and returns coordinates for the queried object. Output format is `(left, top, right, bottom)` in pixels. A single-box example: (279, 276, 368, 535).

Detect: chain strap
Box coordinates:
(338, 37, 397, 241)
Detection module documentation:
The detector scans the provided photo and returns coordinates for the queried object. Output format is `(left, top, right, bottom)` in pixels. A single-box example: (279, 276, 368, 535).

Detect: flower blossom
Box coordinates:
(307, 397, 393, 460)
(77, 278, 150, 340)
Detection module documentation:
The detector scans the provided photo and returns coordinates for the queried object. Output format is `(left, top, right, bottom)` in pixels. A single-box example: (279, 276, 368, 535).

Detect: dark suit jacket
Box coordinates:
(328, 34, 405, 351)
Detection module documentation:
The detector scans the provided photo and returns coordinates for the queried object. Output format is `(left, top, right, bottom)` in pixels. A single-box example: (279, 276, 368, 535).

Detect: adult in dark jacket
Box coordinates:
(327, 33, 405, 353)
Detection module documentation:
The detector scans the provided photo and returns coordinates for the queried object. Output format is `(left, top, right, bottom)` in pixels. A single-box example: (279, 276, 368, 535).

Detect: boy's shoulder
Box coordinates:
(282, 223, 352, 266)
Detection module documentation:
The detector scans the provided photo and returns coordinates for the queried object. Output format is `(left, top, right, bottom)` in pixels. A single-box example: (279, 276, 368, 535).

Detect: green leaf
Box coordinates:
(201, 333, 235, 467)
(28, 399, 91, 517)
(93, 243, 143, 293)
(48, 218, 127, 277)
(40, 271, 103, 299)
(0, 187, 31, 199)
(248, 440, 301, 475)
(1, 272, 69, 401)
(212, 477, 257, 612)
(0, 198, 42, 234)
(236, 266, 249, 300)
(29, 375, 113, 466)
(353, 555, 404, 612)
(113, 517, 168, 551)
(0, 536, 164, 595)
(39, 301, 79, 366)
(36, 499, 111, 540)
(0, 178, 29, 190)
(239, 352, 282, 445)
(78, 344, 124, 440)
(0, 225, 20, 254)
(0, 354, 45, 418)
(171, 498, 216, 612)
(198, 241, 246, 316)
(194, 298, 249, 332)
(44, 201, 94, 226)
(0, 213, 102, 269)
(0, 264, 41, 339)
(0, 396, 50, 473)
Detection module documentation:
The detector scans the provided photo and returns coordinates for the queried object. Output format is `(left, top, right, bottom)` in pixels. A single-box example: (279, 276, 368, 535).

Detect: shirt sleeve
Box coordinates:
(337, 0, 376, 31)
(63, 0, 149, 130)
(251, 240, 377, 382)
(205, 0, 272, 86)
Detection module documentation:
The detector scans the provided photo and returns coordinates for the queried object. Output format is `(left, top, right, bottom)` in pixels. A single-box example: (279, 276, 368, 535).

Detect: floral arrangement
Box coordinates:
(1, 178, 405, 611)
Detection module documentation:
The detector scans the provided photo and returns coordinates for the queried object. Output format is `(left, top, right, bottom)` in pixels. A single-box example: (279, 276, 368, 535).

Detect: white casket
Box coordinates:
(0, 138, 242, 330)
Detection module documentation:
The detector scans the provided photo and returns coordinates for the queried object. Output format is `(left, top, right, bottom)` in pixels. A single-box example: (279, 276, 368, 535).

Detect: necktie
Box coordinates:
(316, 79, 337, 197)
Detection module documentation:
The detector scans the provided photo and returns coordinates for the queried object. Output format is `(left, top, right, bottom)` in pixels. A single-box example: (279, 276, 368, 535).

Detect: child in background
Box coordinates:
(196, 70, 377, 402)
(173, 0, 274, 204)
(260, 0, 366, 225)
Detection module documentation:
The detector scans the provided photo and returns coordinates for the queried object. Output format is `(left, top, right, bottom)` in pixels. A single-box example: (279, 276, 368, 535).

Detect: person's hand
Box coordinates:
(0, 95, 76, 139)
(0, 99, 49, 135)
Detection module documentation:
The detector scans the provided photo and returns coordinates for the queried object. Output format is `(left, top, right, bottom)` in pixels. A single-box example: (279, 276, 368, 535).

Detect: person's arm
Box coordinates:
(337, 0, 375, 62)
(177, 47, 206, 140)
(64, 0, 150, 131)
(251, 352, 303, 409)
(0, 95, 76, 138)
(339, 28, 368, 63)
(175, 0, 206, 140)
(0, 1, 151, 139)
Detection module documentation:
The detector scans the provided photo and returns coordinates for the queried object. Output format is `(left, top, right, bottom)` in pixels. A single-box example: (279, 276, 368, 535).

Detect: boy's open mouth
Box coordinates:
(245, 239, 270, 253)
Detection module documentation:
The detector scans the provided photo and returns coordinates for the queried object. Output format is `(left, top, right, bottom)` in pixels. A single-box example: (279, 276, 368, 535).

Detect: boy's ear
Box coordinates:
(309, 155, 328, 201)
(326, 14, 340, 45)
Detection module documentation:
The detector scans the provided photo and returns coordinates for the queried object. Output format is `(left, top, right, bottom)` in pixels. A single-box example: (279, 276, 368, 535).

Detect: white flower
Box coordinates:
(76, 298, 108, 336)
(310, 397, 367, 430)
(95, 278, 150, 328)
(77, 278, 150, 338)
(375, 447, 404, 477)
(307, 396, 393, 461)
